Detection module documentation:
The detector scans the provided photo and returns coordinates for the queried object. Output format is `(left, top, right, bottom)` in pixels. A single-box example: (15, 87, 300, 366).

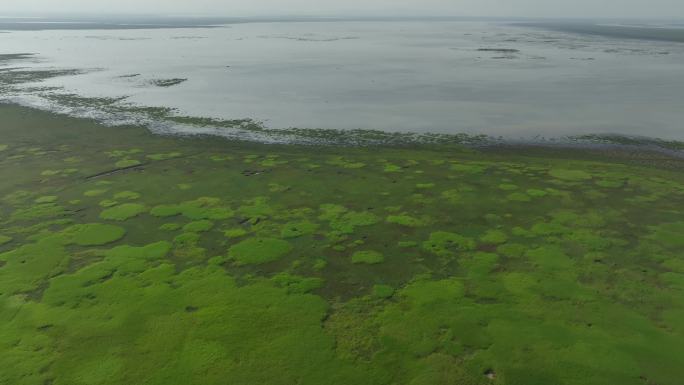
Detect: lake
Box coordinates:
(1, 18, 683, 141)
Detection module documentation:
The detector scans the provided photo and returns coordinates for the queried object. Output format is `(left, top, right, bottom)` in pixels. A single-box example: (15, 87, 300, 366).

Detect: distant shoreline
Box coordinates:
(3, 101, 684, 168)
(0, 15, 683, 35)
(517, 22, 684, 43)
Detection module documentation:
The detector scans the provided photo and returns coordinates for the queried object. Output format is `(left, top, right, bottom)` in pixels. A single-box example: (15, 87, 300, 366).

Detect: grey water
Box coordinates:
(1, 16, 683, 141)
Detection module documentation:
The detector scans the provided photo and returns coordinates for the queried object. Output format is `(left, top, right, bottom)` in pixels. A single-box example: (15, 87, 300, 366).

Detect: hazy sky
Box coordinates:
(4, 0, 684, 19)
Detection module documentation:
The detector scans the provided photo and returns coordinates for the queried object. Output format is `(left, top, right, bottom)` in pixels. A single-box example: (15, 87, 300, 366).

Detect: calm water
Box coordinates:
(1, 19, 684, 140)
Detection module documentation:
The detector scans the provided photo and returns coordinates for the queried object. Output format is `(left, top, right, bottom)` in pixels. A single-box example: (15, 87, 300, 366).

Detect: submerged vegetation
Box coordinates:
(1, 104, 684, 385)
(150, 78, 187, 87)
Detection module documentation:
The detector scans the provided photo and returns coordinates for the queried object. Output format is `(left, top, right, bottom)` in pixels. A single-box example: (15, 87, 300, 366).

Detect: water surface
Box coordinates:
(1, 19, 683, 141)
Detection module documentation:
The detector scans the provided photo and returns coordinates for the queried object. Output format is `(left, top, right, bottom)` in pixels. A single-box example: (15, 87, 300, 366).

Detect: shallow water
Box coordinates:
(1, 19, 684, 140)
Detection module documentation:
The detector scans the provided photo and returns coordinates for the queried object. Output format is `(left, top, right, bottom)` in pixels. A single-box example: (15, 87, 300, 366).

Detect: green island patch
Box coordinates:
(62, 223, 126, 246)
(159, 223, 181, 231)
(386, 214, 428, 227)
(372, 284, 395, 298)
(115, 158, 141, 168)
(99, 199, 119, 207)
(480, 229, 508, 244)
(151, 197, 233, 220)
(0, 235, 12, 245)
(84, 189, 108, 197)
(113, 191, 141, 200)
(423, 231, 476, 258)
(224, 228, 248, 238)
(229, 237, 293, 265)
(147, 152, 182, 161)
(34, 195, 57, 204)
(281, 221, 319, 238)
(183, 220, 214, 233)
(549, 168, 592, 181)
(100, 203, 146, 221)
(351, 250, 385, 264)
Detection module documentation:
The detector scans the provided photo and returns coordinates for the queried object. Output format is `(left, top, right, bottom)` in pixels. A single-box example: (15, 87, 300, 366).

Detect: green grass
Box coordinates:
(0, 104, 683, 384)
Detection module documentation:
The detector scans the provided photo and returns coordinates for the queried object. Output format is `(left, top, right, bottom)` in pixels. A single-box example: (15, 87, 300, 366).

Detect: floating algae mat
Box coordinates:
(1, 104, 684, 385)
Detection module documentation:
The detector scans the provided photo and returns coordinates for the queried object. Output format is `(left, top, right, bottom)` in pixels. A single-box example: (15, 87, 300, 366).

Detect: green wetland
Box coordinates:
(1, 104, 684, 385)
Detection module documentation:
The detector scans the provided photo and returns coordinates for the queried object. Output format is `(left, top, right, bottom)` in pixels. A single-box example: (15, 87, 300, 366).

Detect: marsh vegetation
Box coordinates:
(1, 104, 683, 385)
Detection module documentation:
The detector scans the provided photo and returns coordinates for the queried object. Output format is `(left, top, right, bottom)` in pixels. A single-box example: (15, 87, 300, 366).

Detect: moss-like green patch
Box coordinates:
(103, 241, 171, 261)
(150, 204, 181, 217)
(84, 189, 108, 197)
(0, 235, 12, 245)
(549, 168, 592, 181)
(62, 223, 126, 246)
(174, 232, 201, 245)
(351, 250, 384, 264)
(497, 243, 527, 258)
(386, 214, 427, 227)
(281, 221, 319, 238)
(647, 222, 684, 249)
(99, 199, 119, 207)
(34, 195, 57, 203)
(229, 237, 293, 265)
(100, 203, 146, 221)
(441, 189, 461, 204)
(416, 183, 435, 189)
(327, 156, 366, 169)
(115, 158, 141, 168)
(106, 148, 142, 158)
(423, 231, 476, 258)
(224, 228, 248, 238)
(237, 197, 272, 223)
(151, 198, 233, 220)
(398, 241, 418, 248)
(450, 162, 487, 173)
(383, 163, 402, 172)
(271, 272, 324, 293)
(313, 259, 328, 271)
(0, 235, 69, 295)
(210, 154, 234, 161)
(506, 192, 532, 202)
(147, 152, 182, 161)
(402, 277, 465, 305)
(498, 183, 518, 191)
(10, 203, 66, 221)
(159, 223, 181, 231)
(321, 205, 379, 234)
(113, 191, 141, 200)
(372, 284, 395, 298)
(526, 188, 548, 197)
(480, 230, 508, 244)
(183, 220, 214, 233)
